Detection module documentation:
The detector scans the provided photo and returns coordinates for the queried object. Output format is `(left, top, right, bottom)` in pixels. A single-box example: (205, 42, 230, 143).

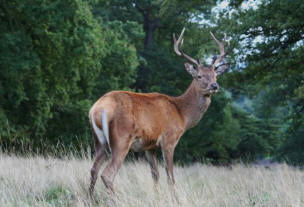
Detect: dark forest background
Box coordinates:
(0, 0, 303, 165)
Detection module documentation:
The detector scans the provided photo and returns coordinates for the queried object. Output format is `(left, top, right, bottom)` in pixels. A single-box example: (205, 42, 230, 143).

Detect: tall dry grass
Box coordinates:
(0, 152, 303, 207)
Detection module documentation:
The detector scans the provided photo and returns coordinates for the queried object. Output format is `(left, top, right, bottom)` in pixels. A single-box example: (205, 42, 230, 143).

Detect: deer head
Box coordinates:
(173, 28, 230, 95)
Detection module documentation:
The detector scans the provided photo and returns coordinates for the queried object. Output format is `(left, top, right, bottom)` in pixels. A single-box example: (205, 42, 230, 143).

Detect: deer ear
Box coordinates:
(184, 63, 198, 78)
(215, 63, 230, 76)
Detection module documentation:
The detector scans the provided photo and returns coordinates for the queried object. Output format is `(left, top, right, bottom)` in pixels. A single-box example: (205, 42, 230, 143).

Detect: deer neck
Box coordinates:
(174, 80, 211, 130)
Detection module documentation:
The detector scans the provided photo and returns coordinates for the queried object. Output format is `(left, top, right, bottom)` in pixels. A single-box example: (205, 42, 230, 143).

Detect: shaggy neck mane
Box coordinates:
(173, 80, 211, 130)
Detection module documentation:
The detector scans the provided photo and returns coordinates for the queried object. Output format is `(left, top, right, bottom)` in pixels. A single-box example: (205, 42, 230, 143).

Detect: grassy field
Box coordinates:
(0, 152, 303, 207)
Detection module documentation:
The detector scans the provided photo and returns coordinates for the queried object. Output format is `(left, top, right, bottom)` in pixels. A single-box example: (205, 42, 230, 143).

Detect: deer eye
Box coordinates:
(197, 75, 202, 79)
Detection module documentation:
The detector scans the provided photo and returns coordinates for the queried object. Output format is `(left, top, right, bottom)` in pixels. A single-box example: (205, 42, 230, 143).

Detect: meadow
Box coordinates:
(0, 152, 303, 207)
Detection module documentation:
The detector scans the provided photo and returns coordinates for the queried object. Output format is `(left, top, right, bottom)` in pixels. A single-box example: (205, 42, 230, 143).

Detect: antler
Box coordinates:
(173, 28, 199, 66)
(210, 31, 230, 67)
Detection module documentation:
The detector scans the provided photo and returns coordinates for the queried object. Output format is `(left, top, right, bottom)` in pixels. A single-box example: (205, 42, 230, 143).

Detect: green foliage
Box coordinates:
(0, 0, 139, 149)
(0, 0, 303, 165)
(1, 0, 102, 145)
(93, 20, 141, 94)
(279, 103, 304, 165)
(216, 0, 304, 164)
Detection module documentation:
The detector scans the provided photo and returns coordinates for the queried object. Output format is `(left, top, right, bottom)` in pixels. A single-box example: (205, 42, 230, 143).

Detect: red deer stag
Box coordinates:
(89, 28, 230, 199)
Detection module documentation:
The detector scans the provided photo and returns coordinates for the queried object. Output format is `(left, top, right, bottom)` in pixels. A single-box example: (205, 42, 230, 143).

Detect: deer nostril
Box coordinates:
(211, 83, 218, 90)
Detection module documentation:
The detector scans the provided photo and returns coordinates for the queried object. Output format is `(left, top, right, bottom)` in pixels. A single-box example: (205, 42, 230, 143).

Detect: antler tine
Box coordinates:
(224, 33, 231, 53)
(173, 27, 185, 56)
(210, 31, 230, 66)
(173, 28, 199, 66)
(210, 31, 225, 56)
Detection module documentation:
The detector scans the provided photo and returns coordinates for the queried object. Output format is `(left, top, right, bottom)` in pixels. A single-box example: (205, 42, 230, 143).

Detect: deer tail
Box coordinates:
(91, 110, 111, 152)
(101, 109, 111, 152)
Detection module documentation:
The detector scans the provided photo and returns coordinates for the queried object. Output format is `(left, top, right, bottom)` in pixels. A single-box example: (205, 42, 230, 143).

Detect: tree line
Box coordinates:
(0, 0, 303, 165)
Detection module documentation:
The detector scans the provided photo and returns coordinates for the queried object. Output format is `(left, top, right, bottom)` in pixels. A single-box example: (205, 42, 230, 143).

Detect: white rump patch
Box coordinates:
(91, 113, 106, 144)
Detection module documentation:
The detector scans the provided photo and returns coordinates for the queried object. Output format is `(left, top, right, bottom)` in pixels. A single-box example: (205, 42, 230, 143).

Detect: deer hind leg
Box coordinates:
(89, 133, 107, 201)
(145, 150, 159, 185)
(101, 144, 130, 196)
(100, 121, 133, 196)
(98, 112, 135, 198)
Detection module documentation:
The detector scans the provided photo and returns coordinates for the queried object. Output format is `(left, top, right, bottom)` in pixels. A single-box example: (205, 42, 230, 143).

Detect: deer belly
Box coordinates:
(130, 136, 160, 152)
(130, 138, 144, 152)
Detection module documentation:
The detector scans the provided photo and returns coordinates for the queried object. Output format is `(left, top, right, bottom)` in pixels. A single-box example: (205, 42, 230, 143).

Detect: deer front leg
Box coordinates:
(161, 141, 180, 204)
(161, 146, 175, 185)
(145, 150, 159, 185)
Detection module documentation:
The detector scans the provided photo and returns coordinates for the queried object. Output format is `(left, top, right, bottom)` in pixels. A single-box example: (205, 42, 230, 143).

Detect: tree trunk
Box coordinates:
(135, 4, 160, 91)
(143, 16, 159, 50)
